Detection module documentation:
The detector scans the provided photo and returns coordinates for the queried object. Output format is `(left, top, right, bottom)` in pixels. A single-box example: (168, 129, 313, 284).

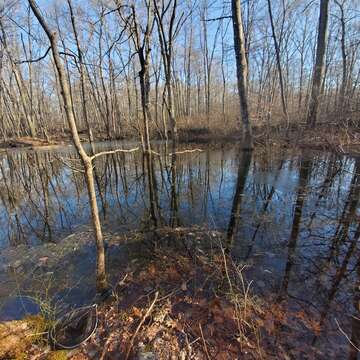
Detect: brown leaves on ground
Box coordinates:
(69, 232, 266, 359)
(8, 228, 330, 359)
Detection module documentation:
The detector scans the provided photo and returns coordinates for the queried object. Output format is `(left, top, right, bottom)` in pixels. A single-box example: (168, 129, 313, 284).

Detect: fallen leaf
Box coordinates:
(132, 307, 142, 317)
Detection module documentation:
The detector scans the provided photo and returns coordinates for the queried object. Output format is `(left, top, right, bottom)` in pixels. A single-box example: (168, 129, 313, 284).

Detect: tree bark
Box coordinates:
(334, 0, 347, 114)
(306, 0, 329, 128)
(28, 0, 108, 292)
(231, 0, 253, 149)
(129, 1, 159, 227)
(267, 0, 289, 127)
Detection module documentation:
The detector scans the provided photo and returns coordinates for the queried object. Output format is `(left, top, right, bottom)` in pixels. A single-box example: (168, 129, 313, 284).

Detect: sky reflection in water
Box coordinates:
(0, 142, 359, 358)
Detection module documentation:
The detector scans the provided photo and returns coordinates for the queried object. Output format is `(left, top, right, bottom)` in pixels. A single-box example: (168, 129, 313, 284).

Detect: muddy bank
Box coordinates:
(0, 137, 65, 150)
(0, 225, 95, 276)
(2, 124, 360, 155)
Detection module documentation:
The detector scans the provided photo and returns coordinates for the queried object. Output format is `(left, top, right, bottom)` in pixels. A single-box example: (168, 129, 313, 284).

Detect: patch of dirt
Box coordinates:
(0, 137, 64, 150)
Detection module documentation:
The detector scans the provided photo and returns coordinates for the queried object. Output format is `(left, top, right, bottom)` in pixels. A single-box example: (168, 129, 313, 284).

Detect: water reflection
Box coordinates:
(0, 142, 359, 357)
(226, 148, 252, 248)
(279, 157, 312, 299)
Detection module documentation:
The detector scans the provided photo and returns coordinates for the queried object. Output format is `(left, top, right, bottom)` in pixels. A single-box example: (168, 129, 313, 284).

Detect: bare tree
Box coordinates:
(28, 0, 108, 292)
(0, 20, 37, 138)
(231, 0, 253, 149)
(267, 0, 289, 127)
(153, 0, 185, 150)
(0, 0, 358, 147)
(334, 0, 348, 114)
(128, 1, 160, 226)
(307, 0, 330, 128)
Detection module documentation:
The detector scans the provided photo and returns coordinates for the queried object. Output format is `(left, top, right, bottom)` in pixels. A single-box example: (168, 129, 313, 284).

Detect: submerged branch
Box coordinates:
(90, 147, 140, 161)
(335, 318, 360, 352)
(169, 149, 203, 156)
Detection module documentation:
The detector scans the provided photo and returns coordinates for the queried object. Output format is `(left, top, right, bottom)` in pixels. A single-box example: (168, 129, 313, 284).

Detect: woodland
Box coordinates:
(0, 0, 360, 359)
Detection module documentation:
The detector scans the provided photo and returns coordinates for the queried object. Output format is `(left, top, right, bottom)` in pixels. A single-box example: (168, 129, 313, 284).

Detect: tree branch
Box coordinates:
(15, 46, 51, 64)
(125, 291, 159, 360)
(203, 15, 232, 22)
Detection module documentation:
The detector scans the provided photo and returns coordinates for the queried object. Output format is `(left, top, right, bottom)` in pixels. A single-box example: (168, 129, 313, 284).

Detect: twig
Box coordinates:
(150, 149, 161, 156)
(169, 149, 203, 156)
(199, 323, 211, 360)
(114, 273, 129, 295)
(203, 15, 232, 22)
(184, 332, 194, 357)
(335, 318, 360, 352)
(99, 331, 117, 360)
(15, 46, 51, 64)
(90, 147, 139, 161)
(54, 156, 84, 173)
(92, 4, 130, 25)
(29, 349, 50, 360)
(125, 291, 159, 360)
(118, 273, 128, 286)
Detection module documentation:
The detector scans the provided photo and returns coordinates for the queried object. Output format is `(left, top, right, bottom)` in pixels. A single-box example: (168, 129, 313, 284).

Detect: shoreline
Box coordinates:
(0, 124, 359, 156)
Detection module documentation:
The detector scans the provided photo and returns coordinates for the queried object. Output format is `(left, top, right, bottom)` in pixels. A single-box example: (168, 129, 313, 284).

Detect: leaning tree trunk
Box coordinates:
(306, 0, 329, 128)
(231, 0, 253, 149)
(28, 0, 107, 292)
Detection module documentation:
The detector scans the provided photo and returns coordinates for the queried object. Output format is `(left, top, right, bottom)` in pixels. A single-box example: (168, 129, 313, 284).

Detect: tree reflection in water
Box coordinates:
(0, 142, 359, 357)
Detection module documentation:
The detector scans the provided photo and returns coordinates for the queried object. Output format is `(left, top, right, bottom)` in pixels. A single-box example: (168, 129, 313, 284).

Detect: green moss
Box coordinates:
(14, 353, 28, 360)
(47, 350, 68, 360)
(118, 310, 129, 321)
(23, 314, 53, 344)
(143, 343, 153, 352)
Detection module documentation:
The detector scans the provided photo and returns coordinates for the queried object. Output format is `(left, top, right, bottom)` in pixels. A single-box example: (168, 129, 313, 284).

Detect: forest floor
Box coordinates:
(0, 227, 325, 360)
(1, 123, 360, 156)
(254, 124, 360, 156)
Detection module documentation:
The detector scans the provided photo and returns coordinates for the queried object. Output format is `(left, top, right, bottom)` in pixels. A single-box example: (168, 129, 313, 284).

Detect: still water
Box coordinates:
(0, 141, 359, 358)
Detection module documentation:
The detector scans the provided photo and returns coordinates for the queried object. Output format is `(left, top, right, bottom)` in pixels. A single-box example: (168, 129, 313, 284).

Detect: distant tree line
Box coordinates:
(0, 0, 358, 143)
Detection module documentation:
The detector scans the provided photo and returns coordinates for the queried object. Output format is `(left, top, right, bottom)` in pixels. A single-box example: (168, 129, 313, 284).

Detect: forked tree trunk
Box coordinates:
(231, 0, 253, 149)
(307, 0, 329, 128)
(129, 1, 159, 227)
(28, 0, 108, 292)
(267, 0, 289, 127)
(334, 0, 348, 114)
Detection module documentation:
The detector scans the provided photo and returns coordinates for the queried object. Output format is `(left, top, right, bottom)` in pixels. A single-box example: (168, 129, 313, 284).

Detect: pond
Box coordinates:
(0, 141, 359, 358)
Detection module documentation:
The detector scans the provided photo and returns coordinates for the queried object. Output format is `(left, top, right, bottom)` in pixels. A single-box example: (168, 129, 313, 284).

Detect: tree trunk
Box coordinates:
(335, 0, 347, 115)
(130, 2, 159, 227)
(231, 0, 253, 149)
(226, 148, 252, 248)
(267, 0, 289, 127)
(306, 0, 329, 128)
(28, 0, 108, 292)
